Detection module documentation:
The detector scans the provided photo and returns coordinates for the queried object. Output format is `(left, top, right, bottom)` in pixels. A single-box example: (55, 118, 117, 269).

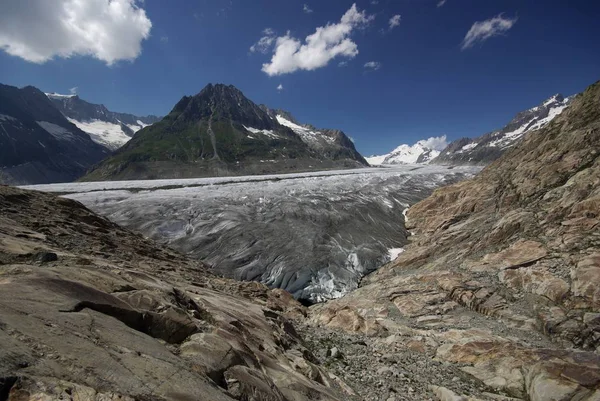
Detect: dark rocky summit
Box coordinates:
(0, 84, 110, 185)
(82, 84, 367, 181)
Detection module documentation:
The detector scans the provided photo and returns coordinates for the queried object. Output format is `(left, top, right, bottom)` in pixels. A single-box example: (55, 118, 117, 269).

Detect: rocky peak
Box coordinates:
(172, 83, 276, 129)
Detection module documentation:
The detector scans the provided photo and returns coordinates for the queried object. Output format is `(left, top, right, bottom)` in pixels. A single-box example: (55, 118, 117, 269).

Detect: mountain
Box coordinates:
(433, 93, 573, 165)
(366, 136, 448, 165)
(82, 83, 367, 181)
(313, 81, 600, 400)
(47, 93, 161, 150)
(0, 84, 110, 185)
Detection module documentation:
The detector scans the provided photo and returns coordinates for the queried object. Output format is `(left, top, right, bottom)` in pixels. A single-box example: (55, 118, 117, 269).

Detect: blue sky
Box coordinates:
(1, 0, 599, 156)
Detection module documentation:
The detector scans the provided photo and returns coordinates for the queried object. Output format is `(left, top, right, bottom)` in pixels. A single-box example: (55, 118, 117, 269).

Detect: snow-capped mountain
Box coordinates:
(366, 136, 448, 165)
(46, 93, 161, 150)
(0, 84, 109, 185)
(433, 93, 573, 165)
(82, 84, 368, 181)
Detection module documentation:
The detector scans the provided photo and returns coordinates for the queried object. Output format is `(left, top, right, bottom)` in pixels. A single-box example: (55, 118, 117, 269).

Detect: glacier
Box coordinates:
(24, 164, 480, 303)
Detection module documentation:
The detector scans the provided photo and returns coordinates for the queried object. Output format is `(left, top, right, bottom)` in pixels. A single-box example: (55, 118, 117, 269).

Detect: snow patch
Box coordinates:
(276, 115, 335, 145)
(45, 92, 76, 100)
(244, 125, 280, 139)
(388, 248, 404, 261)
(36, 121, 75, 141)
(0, 114, 16, 122)
(68, 118, 131, 150)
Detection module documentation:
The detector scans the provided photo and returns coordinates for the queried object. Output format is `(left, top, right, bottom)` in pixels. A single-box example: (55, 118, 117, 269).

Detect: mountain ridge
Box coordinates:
(433, 93, 573, 165)
(47, 93, 161, 150)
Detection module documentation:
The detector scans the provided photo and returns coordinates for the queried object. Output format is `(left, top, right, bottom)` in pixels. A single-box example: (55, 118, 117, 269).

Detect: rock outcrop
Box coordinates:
(0, 185, 352, 401)
(310, 81, 600, 400)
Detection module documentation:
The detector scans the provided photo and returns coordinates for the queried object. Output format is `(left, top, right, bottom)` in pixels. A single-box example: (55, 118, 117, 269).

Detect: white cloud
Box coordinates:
(364, 61, 381, 70)
(389, 15, 401, 29)
(303, 4, 313, 14)
(260, 3, 374, 76)
(69, 86, 78, 95)
(420, 135, 448, 151)
(250, 28, 276, 54)
(461, 14, 517, 50)
(0, 0, 152, 65)
(437, 0, 447, 7)
(277, 84, 284, 91)
(160, 36, 169, 44)
(371, 1, 379, 4)
(338, 60, 348, 67)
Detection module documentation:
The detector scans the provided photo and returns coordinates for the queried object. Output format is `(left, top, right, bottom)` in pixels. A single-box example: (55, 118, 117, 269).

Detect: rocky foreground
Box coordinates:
(1, 80, 599, 401)
(0, 185, 350, 400)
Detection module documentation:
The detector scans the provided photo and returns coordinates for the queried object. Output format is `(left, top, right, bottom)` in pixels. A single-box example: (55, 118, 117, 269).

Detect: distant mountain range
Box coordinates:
(368, 93, 573, 167)
(433, 94, 573, 165)
(366, 136, 447, 165)
(82, 83, 368, 181)
(0, 84, 109, 185)
(46, 93, 161, 150)
(0, 81, 577, 185)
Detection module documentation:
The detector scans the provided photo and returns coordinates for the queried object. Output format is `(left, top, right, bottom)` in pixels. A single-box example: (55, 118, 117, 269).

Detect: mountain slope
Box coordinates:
(434, 93, 573, 165)
(82, 84, 367, 181)
(366, 136, 447, 165)
(261, 107, 368, 165)
(312, 81, 600, 400)
(0, 84, 110, 185)
(47, 93, 161, 150)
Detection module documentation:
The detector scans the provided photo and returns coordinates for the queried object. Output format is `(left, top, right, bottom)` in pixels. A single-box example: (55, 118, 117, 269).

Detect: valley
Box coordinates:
(24, 164, 481, 303)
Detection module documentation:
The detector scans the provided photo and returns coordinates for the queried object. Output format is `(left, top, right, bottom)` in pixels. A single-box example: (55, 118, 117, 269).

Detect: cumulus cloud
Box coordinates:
(389, 15, 401, 29)
(420, 135, 448, 151)
(303, 4, 313, 14)
(260, 4, 374, 76)
(461, 14, 517, 50)
(0, 0, 152, 65)
(437, 0, 447, 7)
(338, 61, 348, 67)
(250, 28, 276, 54)
(364, 61, 381, 70)
(277, 84, 284, 91)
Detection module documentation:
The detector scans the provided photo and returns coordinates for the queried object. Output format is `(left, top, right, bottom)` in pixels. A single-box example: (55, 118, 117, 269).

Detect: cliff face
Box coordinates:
(311, 81, 600, 400)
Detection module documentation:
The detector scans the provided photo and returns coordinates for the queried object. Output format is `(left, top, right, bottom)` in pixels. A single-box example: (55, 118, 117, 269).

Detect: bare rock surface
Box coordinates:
(0, 185, 348, 401)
